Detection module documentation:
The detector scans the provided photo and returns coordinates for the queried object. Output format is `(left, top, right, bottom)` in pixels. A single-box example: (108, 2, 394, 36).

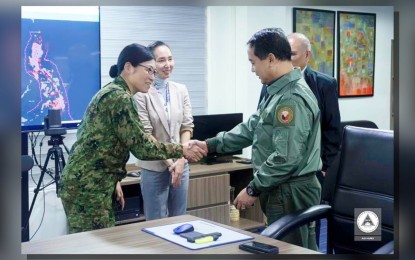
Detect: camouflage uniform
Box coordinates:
(60, 77, 183, 233)
(207, 68, 322, 250)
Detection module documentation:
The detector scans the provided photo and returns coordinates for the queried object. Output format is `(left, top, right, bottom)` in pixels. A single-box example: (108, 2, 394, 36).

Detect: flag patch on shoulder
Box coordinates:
(277, 106, 294, 125)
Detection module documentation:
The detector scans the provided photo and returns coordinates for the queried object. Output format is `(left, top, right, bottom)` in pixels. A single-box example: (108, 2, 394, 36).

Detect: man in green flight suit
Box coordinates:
(205, 28, 322, 250)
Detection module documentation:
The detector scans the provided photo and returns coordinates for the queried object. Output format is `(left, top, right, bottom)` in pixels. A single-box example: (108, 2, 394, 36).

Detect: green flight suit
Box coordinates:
(60, 77, 183, 234)
(207, 68, 322, 250)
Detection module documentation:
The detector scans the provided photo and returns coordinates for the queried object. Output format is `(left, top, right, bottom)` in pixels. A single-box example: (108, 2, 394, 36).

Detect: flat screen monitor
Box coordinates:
(21, 6, 101, 132)
(192, 113, 243, 164)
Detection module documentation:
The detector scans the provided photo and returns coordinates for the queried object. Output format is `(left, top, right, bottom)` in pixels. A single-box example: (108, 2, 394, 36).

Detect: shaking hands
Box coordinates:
(182, 140, 208, 162)
(169, 140, 208, 188)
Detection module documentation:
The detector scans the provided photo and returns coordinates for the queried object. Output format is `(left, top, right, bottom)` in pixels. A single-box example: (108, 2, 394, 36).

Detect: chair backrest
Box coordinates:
(328, 126, 394, 254)
(21, 155, 34, 172)
(322, 120, 379, 203)
(340, 120, 378, 130)
(21, 155, 33, 242)
(340, 120, 378, 146)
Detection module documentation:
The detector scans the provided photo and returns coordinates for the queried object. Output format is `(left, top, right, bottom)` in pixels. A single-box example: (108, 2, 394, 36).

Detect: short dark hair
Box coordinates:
(247, 28, 291, 61)
(109, 43, 154, 78)
(147, 41, 171, 54)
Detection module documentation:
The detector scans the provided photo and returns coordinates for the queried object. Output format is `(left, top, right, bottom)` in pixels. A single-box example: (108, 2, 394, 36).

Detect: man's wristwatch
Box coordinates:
(246, 183, 260, 197)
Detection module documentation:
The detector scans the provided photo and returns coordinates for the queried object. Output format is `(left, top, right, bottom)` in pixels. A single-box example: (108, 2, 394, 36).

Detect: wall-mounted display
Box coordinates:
(337, 11, 376, 97)
(21, 6, 101, 132)
(293, 8, 335, 77)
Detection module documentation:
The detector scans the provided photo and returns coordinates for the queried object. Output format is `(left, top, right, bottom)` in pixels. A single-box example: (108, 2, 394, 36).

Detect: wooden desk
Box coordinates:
(22, 215, 320, 254)
(122, 159, 253, 184)
(120, 160, 265, 230)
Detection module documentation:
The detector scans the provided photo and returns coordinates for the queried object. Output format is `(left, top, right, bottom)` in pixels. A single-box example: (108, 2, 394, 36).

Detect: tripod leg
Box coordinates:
(54, 147, 66, 197)
(25, 148, 53, 232)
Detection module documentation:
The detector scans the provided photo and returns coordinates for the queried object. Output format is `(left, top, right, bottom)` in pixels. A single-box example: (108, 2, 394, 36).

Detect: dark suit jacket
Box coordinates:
(303, 66, 341, 172)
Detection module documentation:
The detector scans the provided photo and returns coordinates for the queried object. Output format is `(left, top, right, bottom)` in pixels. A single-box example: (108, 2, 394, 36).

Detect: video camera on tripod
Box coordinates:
(26, 109, 69, 232)
(40, 108, 68, 195)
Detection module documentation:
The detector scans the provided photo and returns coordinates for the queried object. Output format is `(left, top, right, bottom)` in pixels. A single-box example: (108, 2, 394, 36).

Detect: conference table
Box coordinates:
(22, 214, 321, 254)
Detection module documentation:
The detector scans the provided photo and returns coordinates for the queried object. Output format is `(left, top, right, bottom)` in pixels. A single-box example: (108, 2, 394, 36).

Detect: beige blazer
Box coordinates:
(133, 81, 194, 172)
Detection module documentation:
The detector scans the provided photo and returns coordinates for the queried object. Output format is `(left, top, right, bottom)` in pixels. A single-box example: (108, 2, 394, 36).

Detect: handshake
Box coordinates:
(182, 140, 209, 162)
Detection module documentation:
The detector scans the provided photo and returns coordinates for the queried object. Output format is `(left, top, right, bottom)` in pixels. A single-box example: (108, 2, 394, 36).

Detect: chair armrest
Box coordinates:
(260, 204, 331, 239)
(373, 240, 394, 254)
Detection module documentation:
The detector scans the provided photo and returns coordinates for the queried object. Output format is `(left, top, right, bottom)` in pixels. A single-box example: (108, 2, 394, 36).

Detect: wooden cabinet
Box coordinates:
(187, 174, 229, 208)
(187, 205, 230, 224)
(120, 160, 265, 230)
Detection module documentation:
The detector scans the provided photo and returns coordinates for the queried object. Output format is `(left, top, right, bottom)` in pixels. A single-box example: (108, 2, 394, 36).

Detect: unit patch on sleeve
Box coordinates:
(275, 105, 295, 126)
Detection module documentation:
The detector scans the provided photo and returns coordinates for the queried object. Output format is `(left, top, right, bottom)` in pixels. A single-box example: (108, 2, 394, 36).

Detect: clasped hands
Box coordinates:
(168, 158, 185, 188)
(182, 140, 208, 162)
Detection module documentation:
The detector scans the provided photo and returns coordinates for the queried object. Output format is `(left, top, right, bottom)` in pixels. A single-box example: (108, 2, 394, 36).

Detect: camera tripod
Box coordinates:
(26, 134, 68, 226)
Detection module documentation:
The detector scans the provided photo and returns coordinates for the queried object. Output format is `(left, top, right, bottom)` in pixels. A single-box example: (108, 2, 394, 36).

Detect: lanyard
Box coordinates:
(159, 84, 171, 130)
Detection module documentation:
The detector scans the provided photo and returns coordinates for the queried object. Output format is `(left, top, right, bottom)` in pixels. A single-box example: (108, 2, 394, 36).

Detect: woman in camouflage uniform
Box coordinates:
(60, 43, 206, 233)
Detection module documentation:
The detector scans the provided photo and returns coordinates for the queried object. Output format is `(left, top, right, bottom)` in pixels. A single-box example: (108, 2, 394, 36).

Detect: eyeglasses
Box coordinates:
(138, 64, 157, 76)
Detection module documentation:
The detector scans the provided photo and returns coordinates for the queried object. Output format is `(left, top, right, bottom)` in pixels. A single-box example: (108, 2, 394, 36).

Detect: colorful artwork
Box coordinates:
(293, 8, 335, 77)
(337, 11, 376, 97)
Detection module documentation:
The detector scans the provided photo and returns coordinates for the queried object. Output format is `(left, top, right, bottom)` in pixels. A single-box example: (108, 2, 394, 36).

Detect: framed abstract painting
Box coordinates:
(293, 8, 335, 77)
(337, 11, 376, 97)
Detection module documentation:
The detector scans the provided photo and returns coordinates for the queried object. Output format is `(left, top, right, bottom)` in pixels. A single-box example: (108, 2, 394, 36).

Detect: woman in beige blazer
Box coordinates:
(134, 41, 194, 220)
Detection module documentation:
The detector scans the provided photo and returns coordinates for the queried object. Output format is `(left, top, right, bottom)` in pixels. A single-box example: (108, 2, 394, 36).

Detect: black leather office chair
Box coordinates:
(22, 155, 34, 242)
(22, 155, 34, 172)
(261, 126, 394, 254)
(322, 120, 379, 204)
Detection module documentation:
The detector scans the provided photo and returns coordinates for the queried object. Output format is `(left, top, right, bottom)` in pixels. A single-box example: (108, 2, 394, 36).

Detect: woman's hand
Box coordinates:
(115, 181, 125, 210)
(169, 158, 185, 188)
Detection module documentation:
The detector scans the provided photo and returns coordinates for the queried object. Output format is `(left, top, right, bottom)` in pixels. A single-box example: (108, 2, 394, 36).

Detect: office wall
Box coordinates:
(207, 6, 393, 158)
(100, 6, 207, 115)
